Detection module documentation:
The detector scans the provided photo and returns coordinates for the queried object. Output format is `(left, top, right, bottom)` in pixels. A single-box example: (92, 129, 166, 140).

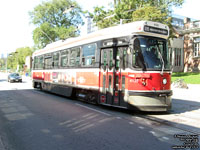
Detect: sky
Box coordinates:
(0, 0, 200, 57)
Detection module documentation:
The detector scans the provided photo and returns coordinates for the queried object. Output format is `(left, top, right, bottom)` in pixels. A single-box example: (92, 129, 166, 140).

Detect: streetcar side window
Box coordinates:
(118, 47, 128, 70)
(82, 43, 96, 66)
(44, 54, 52, 69)
(34, 56, 43, 70)
(69, 47, 80, 67)
(38, 56, 44, 69)
(122, 47, 128, 69)
(60, 50, 68, 67)
(34, 57, 39, 69)
(109, 50, 113, 70)
(132, 38, 145, 69)
(116, 50, 120, 70)
(76, 48, 80, 66)
(53, 52, 60, 68)
(103, 51, 107, 69)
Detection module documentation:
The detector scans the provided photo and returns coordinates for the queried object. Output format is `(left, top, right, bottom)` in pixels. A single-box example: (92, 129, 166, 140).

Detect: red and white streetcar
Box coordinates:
(32, 21, 172, 112)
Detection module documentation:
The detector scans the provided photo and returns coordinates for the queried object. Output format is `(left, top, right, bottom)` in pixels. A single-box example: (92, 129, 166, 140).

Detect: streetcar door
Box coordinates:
(115, 47, 128, 107)
(100, 47, 127, 107)
(100, 48, 114, 105)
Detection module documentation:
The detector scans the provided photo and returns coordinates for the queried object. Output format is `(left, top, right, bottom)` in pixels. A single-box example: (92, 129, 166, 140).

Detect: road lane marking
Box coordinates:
(4, 113, 31, 121)
(98, 118, 112, 123)
(74, 124, 94, 132)
(149, 131, 155, 135)
(129, 122, 134, 125)
(75, 103, 111, 116)
(82, 113, 94, 118)
(138, 126, 145, 129)
(66, 119, 87, 127)
(149, 131, 159, 136)
(41, 129, 51, 134)
(162, 137, 169, 140)
(59, 119, 77, 126)
(72, 122, 91, 130)
(86, 114, 99, 119)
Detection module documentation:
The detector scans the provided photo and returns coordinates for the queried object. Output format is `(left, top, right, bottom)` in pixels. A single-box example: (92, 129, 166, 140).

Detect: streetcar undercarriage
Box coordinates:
(33, 80, 172, 112)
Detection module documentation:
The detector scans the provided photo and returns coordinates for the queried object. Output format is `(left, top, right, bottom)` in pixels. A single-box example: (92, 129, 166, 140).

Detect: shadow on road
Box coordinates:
(171, 98, 200, 114)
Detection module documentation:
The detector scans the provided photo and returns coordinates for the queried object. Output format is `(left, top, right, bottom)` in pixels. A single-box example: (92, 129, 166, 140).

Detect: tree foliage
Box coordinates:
(132, 5, 169, 22)
(29, 0, 84, 49)
(0, 58, 6, 70)
(7, 47, 33, 71)
(90, 0, 184, 33)
(90, 6, 115, 29)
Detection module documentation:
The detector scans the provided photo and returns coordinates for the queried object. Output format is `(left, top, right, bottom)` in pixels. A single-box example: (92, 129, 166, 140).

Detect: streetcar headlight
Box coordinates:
(163, 78, 167, 85)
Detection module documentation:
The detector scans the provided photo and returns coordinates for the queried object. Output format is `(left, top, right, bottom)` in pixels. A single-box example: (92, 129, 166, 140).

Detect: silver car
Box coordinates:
(8, 73, 22, 83)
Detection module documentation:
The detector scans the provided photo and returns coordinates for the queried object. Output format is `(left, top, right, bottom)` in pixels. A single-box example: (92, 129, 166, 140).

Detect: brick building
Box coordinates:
(170, 17, 200, 72)
(180, 18, 200, 72)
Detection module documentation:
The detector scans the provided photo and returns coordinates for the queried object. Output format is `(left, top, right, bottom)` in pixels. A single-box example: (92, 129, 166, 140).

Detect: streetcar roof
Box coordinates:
(33, 21, 169, 57)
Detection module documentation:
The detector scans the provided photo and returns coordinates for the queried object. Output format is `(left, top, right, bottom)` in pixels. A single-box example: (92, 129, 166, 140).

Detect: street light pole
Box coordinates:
(6, 53, 8, 74)
(15, 52, 19, 72)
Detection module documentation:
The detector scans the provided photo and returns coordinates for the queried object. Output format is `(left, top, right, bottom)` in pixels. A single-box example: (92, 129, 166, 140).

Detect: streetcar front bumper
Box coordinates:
(127, 90, 172, 112)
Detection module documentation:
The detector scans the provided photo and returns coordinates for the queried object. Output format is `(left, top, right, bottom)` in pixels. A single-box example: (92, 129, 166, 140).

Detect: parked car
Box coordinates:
(8, 73, 22, 83)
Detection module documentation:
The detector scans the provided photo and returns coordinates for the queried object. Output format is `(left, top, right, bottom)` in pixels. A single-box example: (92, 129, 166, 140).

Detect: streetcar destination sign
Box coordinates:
(144, 25, 168, 35)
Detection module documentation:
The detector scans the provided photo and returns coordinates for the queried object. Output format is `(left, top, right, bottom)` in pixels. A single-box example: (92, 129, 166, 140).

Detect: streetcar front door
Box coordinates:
(100, 47, 127, 107)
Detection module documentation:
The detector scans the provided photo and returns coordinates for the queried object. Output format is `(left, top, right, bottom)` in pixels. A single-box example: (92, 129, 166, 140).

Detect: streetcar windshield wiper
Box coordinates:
(156, 44, 165, 75)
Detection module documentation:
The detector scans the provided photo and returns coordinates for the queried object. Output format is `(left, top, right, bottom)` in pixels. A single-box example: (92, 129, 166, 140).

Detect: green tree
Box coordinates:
(7, 53, 18, 71)
(0, 58, 6, 70)
(29, 0, 84, 49)
(7, 47, 33, 71)
(91, 0, 184, 30)
(132, 5, 169, 23)
(90, 6, 115, 29)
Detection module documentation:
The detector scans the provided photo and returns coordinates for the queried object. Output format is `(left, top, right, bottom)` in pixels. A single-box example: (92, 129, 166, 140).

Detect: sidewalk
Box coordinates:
(22, 75, 32, 83)
(153, 84, 200, 133)
(172, 84, 200, 102)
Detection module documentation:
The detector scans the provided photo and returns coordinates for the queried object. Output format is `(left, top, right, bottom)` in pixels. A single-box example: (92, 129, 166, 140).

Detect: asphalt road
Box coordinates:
(0, 73, 199, 150)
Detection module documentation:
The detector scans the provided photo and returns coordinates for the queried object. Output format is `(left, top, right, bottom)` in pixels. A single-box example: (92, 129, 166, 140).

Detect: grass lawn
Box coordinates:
(171, 72, 200, 84)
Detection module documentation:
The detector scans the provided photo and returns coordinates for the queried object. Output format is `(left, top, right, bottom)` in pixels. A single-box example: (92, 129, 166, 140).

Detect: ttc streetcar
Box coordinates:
(32, 21, 172, 112)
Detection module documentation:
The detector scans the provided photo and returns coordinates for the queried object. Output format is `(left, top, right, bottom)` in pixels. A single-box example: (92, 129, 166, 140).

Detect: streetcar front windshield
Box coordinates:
(133, 36, 170, 70)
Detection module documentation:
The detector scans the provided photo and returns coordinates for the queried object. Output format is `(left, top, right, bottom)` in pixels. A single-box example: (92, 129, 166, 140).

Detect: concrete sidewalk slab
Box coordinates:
(149, 84, 200, 134)
(172, 84, 200, 102)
